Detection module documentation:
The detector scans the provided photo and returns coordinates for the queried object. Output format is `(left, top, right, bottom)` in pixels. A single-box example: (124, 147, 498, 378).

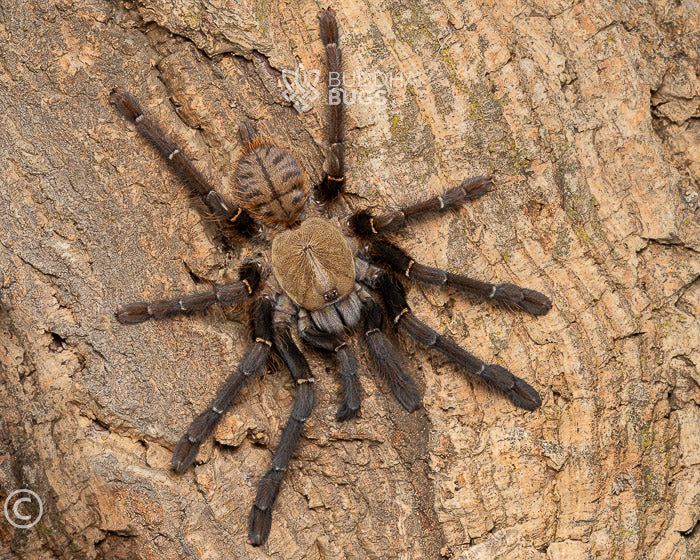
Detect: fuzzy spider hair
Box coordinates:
(110, 8, 552, 546)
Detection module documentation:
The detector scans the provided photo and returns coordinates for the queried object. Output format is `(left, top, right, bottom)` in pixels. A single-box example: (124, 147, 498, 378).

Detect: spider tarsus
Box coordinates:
(335, 403, 360, 422)
(364, 295, 421, 412)
(116, 302, 151, 324)
(457, 173, 493, 200)
(109, 86, 142, 121)
(170, 436, 200, 473)
(318, 7, 338, 46)
(493, 283, 552, 316)
(248, 505, 272, 546)
(482, 365, 542, 410)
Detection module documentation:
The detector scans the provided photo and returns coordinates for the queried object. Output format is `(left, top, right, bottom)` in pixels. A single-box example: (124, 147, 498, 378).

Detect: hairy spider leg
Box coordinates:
(356, 286, 421, 412)
(116, 262, 261, 324)
(109, 86, 258, 238)
(356, 259, 542, 411)
(248, 302, 316, 546)
(348, 174, 493, 236)
(298, 309, 361, 421)
(316, 8, 345, 203)
(170, 297, 273, 472)
(367, 239, 552, 316)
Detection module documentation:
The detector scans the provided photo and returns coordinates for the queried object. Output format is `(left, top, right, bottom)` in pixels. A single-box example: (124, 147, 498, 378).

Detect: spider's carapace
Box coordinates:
(270, 217, 355, 311)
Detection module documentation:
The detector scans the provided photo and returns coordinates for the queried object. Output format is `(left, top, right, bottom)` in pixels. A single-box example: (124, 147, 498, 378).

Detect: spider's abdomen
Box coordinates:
(270, 217, 355, 311)
(235, 140, 309, 226)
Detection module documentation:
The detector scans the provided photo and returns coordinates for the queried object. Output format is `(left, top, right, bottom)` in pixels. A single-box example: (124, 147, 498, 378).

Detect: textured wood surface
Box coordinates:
(0, 1, 698, 559)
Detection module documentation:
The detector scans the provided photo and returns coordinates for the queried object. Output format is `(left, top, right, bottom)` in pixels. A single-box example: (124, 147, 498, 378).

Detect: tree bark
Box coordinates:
(0, 0, 698, 559)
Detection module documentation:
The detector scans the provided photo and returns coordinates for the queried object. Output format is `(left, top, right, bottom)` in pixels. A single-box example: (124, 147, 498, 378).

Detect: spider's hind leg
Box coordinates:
(109, 87, 258, 238)
(367, 239, 552, 316)
(316, 8, 345, 203)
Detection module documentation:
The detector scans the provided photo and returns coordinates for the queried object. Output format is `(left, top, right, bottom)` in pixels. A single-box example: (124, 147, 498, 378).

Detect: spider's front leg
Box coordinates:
(357, 286, 421, 412)
(298, 309, 361, 421)
(248, 297, 316, 545)
(116, 262, 261, 323)
(367, 239, 552, 315)
(357, 259, 542, 410)
(170, 296, 273, 471)
(109, 87, 258, 238)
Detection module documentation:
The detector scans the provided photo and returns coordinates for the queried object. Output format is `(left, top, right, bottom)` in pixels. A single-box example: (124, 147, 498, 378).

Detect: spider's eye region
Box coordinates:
(270, 217, 355, 311)
(324, 289, 338, 302)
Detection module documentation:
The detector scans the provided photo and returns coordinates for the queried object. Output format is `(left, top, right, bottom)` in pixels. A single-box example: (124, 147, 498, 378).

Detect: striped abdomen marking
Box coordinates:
(235, 140, 309, 226)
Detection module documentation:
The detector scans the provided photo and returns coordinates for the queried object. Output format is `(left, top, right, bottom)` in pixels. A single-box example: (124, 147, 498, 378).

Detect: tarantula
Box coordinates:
(110, 8, 552, 546)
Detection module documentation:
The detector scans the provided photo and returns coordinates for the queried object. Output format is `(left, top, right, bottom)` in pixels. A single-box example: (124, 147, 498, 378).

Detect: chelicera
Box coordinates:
(110, 8, 551, 546)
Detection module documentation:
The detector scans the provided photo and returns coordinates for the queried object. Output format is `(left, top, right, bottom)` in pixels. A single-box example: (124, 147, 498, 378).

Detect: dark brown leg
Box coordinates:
(116, 262, 261, 324)
(109, 87, 258, 237)
(357, 260, 541, 411)
(248, 297, 316, 546)
(363, 292, 420, 411)
(316, 8, 345, 203)
(367, 240, 552, 316)
(353, 287, 420, 411)
(298, 310, 361, 421)
(170, 297, 273, 472)
(348, 174, 493, 235)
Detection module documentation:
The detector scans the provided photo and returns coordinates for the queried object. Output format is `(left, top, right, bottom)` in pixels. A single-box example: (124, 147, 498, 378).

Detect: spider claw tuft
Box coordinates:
(458, 173, 493, 200)
(494, 283, 552, 316)
(248, 505, 272, 546)
(116, 302, 151, 324)
(171, 435, 200, 472)
(317, 8, 339, 46)
(482, 365, 542, 410)
(335, 404, 360, 421)
(519, 288, 553, 315)
(109, 86, 143, 121)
